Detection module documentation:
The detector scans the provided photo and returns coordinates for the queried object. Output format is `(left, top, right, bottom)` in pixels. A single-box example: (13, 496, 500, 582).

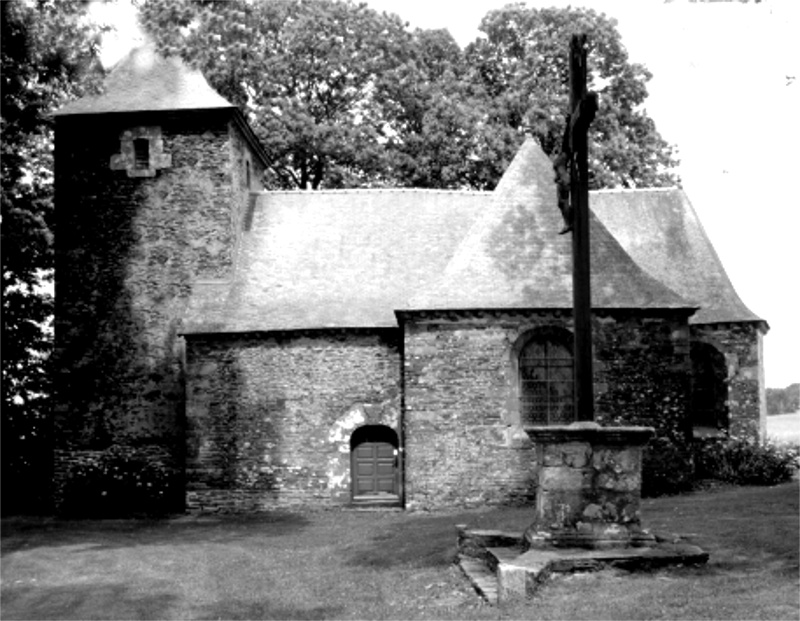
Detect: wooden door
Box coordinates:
(353, 440, 397, 497)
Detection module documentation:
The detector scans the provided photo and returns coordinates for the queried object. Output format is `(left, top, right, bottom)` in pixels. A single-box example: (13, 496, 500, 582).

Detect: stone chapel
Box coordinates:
(53, 46, 767, 512)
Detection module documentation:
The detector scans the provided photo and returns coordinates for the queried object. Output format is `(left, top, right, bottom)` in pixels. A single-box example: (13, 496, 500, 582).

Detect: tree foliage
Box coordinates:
(141, 0, 411, 188)
(466, 4, 680, 188)
(766, 384, 800, 416)
(139, 0, 679, 191)
(1, 0, 104, 513)
(372, 27, 514, 189)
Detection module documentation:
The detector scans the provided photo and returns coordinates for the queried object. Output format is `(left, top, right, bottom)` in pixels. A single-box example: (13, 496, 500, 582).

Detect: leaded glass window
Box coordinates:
(519, 332, 575, 425)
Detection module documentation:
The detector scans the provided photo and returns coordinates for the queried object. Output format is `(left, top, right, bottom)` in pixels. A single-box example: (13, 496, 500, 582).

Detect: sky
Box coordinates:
(92, 0, 799, 388)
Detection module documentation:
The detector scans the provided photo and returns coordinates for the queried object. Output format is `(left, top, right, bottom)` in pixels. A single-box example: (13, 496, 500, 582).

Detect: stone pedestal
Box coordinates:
(455, 421, 708, 603)
(523, 422, 655, 550)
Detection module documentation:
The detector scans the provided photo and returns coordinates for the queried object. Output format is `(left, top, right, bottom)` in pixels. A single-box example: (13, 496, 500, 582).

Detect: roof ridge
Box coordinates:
(256, 188, 493, 196)
(590, 186, 681, 194)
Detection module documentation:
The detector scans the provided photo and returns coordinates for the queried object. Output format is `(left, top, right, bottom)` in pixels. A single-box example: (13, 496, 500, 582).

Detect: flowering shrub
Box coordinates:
(694, 437, 799, 486)
(61, 445, 179, 517)
(641, 436, 694, 497)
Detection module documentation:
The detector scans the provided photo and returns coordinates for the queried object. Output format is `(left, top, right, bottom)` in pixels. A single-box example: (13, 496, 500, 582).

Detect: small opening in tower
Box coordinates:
(133, 138, 150, 169)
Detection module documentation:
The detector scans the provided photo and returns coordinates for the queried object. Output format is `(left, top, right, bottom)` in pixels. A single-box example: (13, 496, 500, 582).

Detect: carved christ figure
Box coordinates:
(553, 122, 573, 234)
(552, 94, 597, 235)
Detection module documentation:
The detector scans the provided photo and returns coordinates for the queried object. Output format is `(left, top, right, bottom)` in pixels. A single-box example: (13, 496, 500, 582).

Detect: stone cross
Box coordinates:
(556, 34, 599, 422)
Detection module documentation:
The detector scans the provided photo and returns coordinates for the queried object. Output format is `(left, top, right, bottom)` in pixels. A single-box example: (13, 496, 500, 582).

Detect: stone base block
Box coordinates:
(456, 526, 708, 604)
(524, 521, 656, 550)
(526, 423, 654, 540)
(494, 542, 709, 601)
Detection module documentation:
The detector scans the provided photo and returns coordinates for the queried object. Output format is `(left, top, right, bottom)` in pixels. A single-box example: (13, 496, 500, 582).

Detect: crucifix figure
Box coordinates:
(554, 34, 599, 422)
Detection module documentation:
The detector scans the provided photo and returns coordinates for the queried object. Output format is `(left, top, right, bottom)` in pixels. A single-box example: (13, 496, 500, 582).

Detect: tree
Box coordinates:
(140, 1, 678, 192)
(140, 0, 521, 190)
(466, 4, 680, 189)
(1, 0, 104, 513)
(377, 28, 518, 190)
(141, 0, 417, 189)
(767, 384, 800, 416)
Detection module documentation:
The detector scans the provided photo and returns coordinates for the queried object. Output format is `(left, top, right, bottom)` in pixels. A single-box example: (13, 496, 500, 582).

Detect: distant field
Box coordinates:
(768, 412, 800, 444)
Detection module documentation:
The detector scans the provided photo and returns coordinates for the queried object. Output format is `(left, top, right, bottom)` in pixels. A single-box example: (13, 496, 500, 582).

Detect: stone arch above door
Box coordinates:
(325, 403, 400, 502)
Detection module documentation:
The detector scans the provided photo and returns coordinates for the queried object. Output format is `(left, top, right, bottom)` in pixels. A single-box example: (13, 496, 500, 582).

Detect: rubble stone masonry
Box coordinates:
(401, 309, 693, 510)
(53, 110, 263, 506)
(691, 322, 766, 441)
(183, 330, 401, 512)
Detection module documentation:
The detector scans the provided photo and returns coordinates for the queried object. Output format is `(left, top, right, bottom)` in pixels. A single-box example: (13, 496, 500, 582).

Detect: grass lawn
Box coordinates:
(1, 480, 798, 620)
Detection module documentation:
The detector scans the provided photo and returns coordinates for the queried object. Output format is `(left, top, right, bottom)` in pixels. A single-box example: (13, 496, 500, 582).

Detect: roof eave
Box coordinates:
(230, 108, 270, 171)
(180, 325, 400, 338)
(691, 317, 770, 334)
(54, 106, 269, 171)
(395, 305, 699, 318)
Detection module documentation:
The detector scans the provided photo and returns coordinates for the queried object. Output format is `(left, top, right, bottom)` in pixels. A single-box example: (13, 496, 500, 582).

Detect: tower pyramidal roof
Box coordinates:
(55, 43, 234, 116)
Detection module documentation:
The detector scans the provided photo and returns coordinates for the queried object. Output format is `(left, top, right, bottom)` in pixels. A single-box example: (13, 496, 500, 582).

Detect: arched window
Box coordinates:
(518, 328, 575, 426)
(691, 342, 728, 431)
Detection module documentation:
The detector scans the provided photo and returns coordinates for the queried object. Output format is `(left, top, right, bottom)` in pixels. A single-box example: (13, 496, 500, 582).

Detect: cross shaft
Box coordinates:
(567, 34, 598, 422)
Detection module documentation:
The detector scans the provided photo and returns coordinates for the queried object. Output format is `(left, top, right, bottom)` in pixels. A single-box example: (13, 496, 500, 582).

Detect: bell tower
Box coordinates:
(53, 44, 267, 509)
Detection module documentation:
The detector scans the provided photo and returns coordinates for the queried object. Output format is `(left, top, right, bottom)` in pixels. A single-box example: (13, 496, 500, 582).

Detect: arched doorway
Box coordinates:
(350, 425, 400, 505)
(691, 342, 728, 434)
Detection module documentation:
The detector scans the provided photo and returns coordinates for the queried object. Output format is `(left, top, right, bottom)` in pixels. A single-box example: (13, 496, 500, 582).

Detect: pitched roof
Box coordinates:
(55, 44, 233, 116)
(182, 139, 763, 334)
(590, 188, 764, 325)
(182, 190, 489, 333)
(405, 138, 693, 312)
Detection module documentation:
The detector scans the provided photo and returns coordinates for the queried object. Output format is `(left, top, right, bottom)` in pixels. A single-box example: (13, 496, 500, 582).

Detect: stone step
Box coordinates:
(347, 494, 402, 510)
(457, 554, 499, 604)
(458, 539, 709, 603)
(494, 542, 709, 600)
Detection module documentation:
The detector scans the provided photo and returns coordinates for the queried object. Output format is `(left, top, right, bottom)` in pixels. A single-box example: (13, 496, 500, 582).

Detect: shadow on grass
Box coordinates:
(1, 482, 797, 621)
(1, 583, 177, 621)
(1, 583, 343, 621)
(193, 600, 344, 621)
(344, 507, 533, 570)
(1, 511, 310, 556)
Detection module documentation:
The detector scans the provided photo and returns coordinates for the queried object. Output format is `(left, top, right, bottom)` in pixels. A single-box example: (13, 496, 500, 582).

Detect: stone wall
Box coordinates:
(593, 311, 693, 441)
(402, 312, 537, 511)
(53, 110, 263, 504)
(228, 119, 265, 264)
(401, 309, 693, 510)
(184, 329, 401, 512)
(691, 322, 767, 441)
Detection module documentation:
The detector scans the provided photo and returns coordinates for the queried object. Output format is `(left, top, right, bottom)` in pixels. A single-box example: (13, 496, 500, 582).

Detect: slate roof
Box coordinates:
(590, 188, 764, 325)
(182, 190, 489, 333)
(55, 44, 233, 116)
(180, 139, 762, 334)
(405, 139, 693, 312)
